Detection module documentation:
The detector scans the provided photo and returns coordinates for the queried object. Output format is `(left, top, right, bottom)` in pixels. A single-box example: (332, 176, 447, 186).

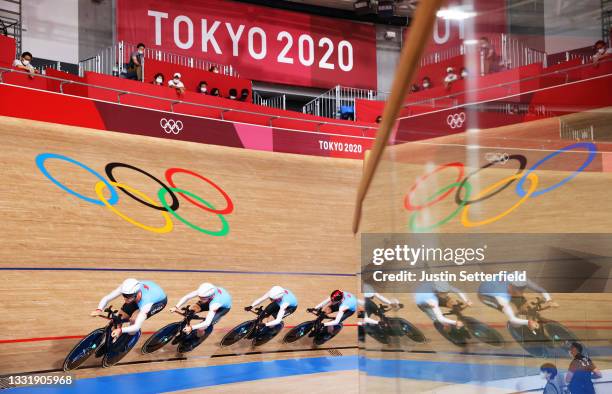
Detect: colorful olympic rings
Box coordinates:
(35, 153, 233, 236)
(96, 181, 174, 234)
(404, 142, 597, 230)
(515, 142, 596, 198)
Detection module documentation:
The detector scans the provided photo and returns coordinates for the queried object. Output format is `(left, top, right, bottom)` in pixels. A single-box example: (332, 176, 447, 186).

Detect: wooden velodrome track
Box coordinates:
(0, 108, 611, 392)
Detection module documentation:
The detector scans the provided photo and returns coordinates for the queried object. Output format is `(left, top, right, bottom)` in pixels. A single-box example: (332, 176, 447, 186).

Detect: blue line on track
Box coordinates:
(6, 356, 358, 393)
(0, 267, 355, 277)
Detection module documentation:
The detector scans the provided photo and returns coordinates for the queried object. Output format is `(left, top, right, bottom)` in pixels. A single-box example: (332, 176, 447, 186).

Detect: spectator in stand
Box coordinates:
(168, 73, 185, 94)
(228, 89, 238, 100)
(540, 363, 563, 394)
(592, 40, 612, 63)
(126, 43, 145, 81)
(421, 76, 432, 90)
(210, 88, 220, 97)
(460, 67, 468, 79)
(443, 66, 459, 88)
(208, 65, 220, 74)
(13, 51, 38, 75)
(239, 88, 250, 102)
(479, 37, 496, 75)
(152, 73, 165, 86)
(410, 84, 420, 93)
(565, 342, 601, 394)
(375, 115, 382, 124)
(197, 81, 209, 94)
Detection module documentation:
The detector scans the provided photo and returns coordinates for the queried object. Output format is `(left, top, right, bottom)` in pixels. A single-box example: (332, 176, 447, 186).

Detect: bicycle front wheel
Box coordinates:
(63, 328, 105, 371)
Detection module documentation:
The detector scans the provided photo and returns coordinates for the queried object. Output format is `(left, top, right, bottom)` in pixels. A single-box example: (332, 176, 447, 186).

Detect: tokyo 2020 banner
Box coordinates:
(116, 0, 378, 90)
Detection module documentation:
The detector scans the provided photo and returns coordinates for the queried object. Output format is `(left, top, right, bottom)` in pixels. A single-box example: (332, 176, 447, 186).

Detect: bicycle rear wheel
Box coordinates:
(141, 322, 181, 354)
(252, 322, 284, 347)
(508, 322, 550, 357)
(365, 324, 389, 345)
(178, 326, 213, 353)
(220, 320, 256, 347)
(313, 324, 343, 346)
(544, 321, 577, 347)
(463, 317, 504, 347)
(283, 321, 315, 344)
(389, 318, 427, 343)
(102, 330, 141, 367)
(63, 328, 105, 371)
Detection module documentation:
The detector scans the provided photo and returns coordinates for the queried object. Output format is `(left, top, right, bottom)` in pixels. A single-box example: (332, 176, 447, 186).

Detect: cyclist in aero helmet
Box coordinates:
(170, 282, 232, 337)
(91, 278, 167, 339)
(415, 281, 472, 329)
(359, 283, 400, 325)
(314, 290, 357, 333)
(246, 285, 298, 327)
(479, 271, 558, 330)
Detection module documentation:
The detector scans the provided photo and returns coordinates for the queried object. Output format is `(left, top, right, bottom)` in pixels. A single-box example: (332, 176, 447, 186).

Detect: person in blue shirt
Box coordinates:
(315, 290, 357, 334)
(91, 278, 167, 339)
(170, 282, 232, 337)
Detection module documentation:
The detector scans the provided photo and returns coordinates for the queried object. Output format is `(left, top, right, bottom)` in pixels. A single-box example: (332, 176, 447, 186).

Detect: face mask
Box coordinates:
(22, 59, 30, 66)
(138, 50, 144, 55)
(200, 87, 207, 93)
(423, 82, 430, 88)
(461, 71, 468, 77)
(599, 48, 606, 54)
(174, 78, 180, 83)
(213, 69, 219, 74)
(156, 77, 163, 83)
(540, 372, 547, 380)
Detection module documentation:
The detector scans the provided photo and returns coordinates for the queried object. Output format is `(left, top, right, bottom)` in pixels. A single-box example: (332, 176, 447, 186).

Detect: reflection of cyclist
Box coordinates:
(478, 273, 558, 331)
(246, 286, 298, 327)
(358, 292, 400, 325)
(169, 282, 232, 337)
(415, 281, 471, 329)
(91, 278, 167, 339)
(315, 290, 357, 333)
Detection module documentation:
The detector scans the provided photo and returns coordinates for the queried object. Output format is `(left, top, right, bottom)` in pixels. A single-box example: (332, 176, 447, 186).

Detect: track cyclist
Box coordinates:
(478, 271, 558, 330)
(246, 285, 298, 327)
(91, 278, 167, 341)
(359, 291, 400, 325)
(313, 290, 357, 333)
(169, 282, 232, 337)
(415, 281, 472, 329)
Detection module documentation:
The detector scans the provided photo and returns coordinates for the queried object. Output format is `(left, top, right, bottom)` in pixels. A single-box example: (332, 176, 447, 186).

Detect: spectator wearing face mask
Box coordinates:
(540, 363, 563, 394)
(168, 73, 185, 94)
(208, 65, 220, 74)
(197, 81, 209, 94)
(239, 88, 250, 102)
(127, 43, 145, 81)
(479, 37, 495, 75)
(228, 88, 238, 100)
(444, 67, 459, 88)
(13, 51, 37, 75)
(460, 67, 468, 79)
(375, 115, 382, 124)
(410, 84, 420, 93)
(421, 77, 432, 90)
(592, 40, 612, 63)
(210, 88, 220, 97)
(566, 342, 601, 394)
(152, 73, 164, 86)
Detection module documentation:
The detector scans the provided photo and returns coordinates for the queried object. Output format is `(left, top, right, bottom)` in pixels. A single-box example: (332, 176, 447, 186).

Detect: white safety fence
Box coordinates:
(79, 41, 238, 78)
(253, 91, 287, 110)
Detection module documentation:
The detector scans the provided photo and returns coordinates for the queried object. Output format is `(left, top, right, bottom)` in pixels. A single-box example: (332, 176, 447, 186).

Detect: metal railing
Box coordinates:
(0, 0, 22, 54)
(0, 66, 377, 136)
(303, 86, 389, 119)
(302, 34, 548, 120)
(79, 41, 238, 79)
(252, 91, 287, 110)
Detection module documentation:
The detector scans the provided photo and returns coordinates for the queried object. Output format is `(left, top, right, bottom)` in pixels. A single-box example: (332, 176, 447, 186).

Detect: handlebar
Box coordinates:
(379, 303, 403, 313)
(245, 306, 263, 315)
(306, 308, 333, 320)
(172, 305, 205, 320)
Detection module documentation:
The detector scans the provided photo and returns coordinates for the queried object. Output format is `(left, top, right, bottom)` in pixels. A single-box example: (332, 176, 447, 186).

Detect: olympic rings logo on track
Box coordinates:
(403, 142, 597, 232)
(446, 112, 466, 129)
(35, 153, 233, 236)
(160, 118, 183, 134)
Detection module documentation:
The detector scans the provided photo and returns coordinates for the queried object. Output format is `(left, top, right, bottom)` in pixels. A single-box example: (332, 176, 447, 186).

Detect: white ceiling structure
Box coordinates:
(284, 0, 419, 17)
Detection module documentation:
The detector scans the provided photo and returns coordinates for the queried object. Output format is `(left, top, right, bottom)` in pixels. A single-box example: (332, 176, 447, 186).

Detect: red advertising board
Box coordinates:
(116, 0, 378, 90)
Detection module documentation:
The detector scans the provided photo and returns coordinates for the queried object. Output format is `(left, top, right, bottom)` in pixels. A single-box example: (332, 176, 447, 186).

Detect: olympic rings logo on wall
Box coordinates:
(403, 142, 597, 232)
(160, 118, 184, 134)
(447, 112, 466, 129)
(35, 153, 233, 236)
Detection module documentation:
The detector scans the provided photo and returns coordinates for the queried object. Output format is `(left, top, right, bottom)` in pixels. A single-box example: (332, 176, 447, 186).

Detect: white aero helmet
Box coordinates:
(433, 281, 451, 293)
(269, 285, 285, 299)
(197, 282, 216, 298)
(121, 278, 141, 297)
